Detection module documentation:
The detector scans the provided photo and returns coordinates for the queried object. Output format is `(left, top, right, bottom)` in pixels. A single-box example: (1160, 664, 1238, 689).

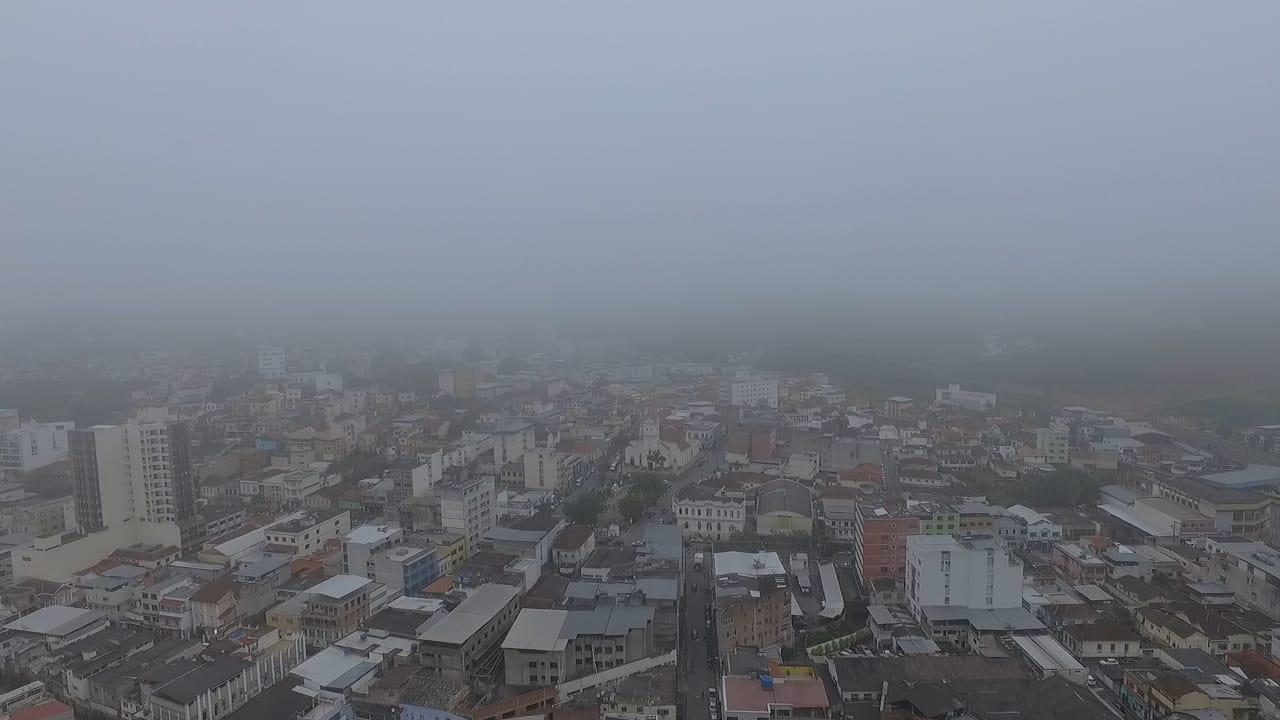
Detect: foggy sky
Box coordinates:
(3, 2, 1279, 327)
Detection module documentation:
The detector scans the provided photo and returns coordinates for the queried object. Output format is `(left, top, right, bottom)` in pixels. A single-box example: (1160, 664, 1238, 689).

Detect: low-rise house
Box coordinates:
(1051, 542, 1107, 585)
(190, 576, 240, 639)
(140, 575, 199, 636)
(552, 525, 596, 575)
(1058, 623, 1143, 659)
(266, 575, 377, 650)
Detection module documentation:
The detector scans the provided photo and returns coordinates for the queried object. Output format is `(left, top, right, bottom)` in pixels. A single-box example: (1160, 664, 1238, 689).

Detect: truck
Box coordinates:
(694, 552, 704, 570)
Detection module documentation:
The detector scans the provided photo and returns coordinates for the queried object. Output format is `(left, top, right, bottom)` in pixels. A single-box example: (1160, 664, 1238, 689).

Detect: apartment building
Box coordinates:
(263, 509, 350, 557)
(1206, 541, 1280, 620)
(268, 575, 376, 649)
(1036, 427, 1070, 465)
(713, 552, 793, 655)
(343, 524, 404, 578)
(524, 446, 575, 493)
(905, 536, 1023, 618)
(439, 472, 495, 555)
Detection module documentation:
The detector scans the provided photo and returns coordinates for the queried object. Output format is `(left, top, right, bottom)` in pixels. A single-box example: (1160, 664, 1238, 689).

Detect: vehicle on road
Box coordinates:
(692, 629, 699, 640)
(694, 552, 704, 569)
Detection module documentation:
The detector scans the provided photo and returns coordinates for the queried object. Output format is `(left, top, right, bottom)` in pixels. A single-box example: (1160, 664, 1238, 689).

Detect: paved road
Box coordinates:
(680, 544, 718, 720)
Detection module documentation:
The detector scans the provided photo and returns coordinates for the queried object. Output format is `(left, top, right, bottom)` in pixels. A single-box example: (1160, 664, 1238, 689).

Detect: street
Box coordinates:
(680, 543, 718, 720)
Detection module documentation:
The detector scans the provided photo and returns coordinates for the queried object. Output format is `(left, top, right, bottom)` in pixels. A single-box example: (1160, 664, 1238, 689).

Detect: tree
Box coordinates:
(618, 492, 647, 524)
(634, 473, 666, 504)
(1099, 605, 1133, 627)
(645, 449, 666, 470)
(564, 493, 604, 525)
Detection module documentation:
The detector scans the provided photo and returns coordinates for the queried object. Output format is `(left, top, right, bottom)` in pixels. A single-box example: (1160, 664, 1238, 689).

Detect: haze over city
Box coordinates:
(2, 4, 1280, 720)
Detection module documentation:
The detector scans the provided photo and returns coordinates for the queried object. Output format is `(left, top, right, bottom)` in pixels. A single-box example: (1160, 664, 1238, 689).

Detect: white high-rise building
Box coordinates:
(905, 535, 1022, 618)
(258, 345, 287, 379)
(16, 420, 199, 580)
(718, 376, 779, 410)
(439, 472, 495, 556)
(70, 421, 196, 532)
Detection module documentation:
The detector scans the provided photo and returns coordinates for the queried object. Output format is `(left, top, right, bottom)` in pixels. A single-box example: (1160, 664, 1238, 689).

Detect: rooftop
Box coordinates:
(344, 524, 401, 545)
(722, 675, 829, 713)
(153, 656, 252, 705)
(755, 479, 813, 517)
(1201, 464, 1280, 490)
(305, 575, 372, 600)
(418, 583, 520, 646)
(553, 524, 596, 550)
(4, 605, 103, 637)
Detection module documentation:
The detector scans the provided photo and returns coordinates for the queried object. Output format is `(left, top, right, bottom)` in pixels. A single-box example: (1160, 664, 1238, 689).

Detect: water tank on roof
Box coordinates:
(760, 675, 773, 690)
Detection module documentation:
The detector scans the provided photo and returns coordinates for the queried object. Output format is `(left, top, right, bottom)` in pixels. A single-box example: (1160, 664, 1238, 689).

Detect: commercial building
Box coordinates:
(418, 583, 521, 682)
(1150, 475, 1271, 537)
(501, 604, 655, 686)
(755, 479, 813, 536)
(374, 545, 440, 597)
(672, 484, 745, 542)
(905, 535, 1023, 619)
(1036, 427, 1070, 465)
(934, 384, 996, 411)
(257, 345, 287, 380)
(718, 376, 779, 410)
(0, 419, 75, 473)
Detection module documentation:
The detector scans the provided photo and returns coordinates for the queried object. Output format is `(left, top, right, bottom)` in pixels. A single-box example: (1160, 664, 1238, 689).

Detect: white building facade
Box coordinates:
(905, 535, 1023, 618)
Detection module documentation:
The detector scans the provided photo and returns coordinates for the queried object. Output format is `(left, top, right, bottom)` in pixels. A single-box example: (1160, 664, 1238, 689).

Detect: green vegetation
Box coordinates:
(1099, 605, 1133, 627)
(328, 450, 388, 482)
(962, 468, 1102, 508)
(564, 492, 604, 525)
(615, 472, 667, 524)
(618, 493, 648, 523)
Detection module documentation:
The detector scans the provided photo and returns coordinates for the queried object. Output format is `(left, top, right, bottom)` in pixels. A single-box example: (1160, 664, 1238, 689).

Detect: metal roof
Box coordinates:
(418, 583, 520, 646)
(305, 575, 372, 600)
(4, 605, 103, 637)
(501, 609, 569, 652)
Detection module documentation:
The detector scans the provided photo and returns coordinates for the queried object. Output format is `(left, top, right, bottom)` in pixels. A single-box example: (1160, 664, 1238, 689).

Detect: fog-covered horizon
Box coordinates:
(3, 2, 1279, 327)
